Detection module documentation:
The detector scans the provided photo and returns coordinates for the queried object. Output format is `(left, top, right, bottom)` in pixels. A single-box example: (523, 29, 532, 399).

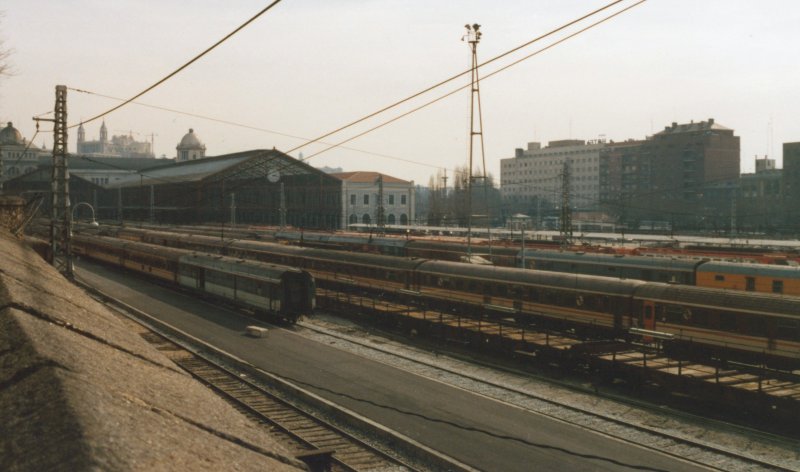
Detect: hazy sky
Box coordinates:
(1, 1, 798, 185)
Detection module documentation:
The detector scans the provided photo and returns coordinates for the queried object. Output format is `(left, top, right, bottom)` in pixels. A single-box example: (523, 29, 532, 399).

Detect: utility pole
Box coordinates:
(35, 85, 72, 277)
(730, 188, 737, 236)
(230, 193, 236, 226)
(149, 185, 155, 223)
(560, 160, 573, 247)
(463, 23, 488, 259)
(441, 169, 448, 226)
(376, 174, 385, 234)
(279, 182, 286, 229)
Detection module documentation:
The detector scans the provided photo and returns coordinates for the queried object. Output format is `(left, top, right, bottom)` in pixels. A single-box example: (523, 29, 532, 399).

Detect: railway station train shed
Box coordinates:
(2, 167, 104, 220)
(98, 149, 343, 228)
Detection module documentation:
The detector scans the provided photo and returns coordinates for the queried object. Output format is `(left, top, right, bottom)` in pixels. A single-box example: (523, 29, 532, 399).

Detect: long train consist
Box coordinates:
(102, 225, 800, 296)
(71, 234, 315, 323)
(76, 227, 800, 368)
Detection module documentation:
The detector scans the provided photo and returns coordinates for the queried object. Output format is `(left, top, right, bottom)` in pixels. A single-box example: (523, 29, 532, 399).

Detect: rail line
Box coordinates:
(315, 286, 800, 423)
(297, 314, 800, 472)
(77, 263, 798, 471)
(76, 276, 474, 472)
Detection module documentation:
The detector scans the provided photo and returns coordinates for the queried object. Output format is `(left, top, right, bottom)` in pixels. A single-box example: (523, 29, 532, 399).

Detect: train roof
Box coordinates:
(303, 247, 425, 270)
(696, 261, 800, 278)
(227, 239, 308, 255)
(76, 234, 199, 261)
(407, 239, 519, 255)
(179, 253, 307, 282)
(523, 249, 703, 271)
(633, 283, 800, 318)
(417, 260, 644, 296)
(75, 234, 186, 258)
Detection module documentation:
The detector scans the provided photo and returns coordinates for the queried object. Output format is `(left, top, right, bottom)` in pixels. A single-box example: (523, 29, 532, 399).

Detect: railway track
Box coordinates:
(137, 330, 404, 472)
(76, 278, 472, 472)
(298, 315, 800, 472)
(72, 258, 798, 471)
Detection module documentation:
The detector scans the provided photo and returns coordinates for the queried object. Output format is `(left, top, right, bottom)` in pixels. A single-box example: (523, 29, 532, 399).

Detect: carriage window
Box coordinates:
(746, 277, 755, 291)
(776, 319, 799, 342)
(664, 305, 686, 324)
(744, 315, 768, 337)
(772, 280, 784, 294)
(714, 275, 725, 282)
(719, 313, 736, 332)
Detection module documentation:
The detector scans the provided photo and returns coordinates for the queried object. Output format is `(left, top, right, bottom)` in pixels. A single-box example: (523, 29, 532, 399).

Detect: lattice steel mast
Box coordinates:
(463, 23, 487, 259)
(560, 160, 573, 247)
(36, 85, 72, 277)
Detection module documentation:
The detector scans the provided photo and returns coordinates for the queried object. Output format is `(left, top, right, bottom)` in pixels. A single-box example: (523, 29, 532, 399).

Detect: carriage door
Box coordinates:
(196, 267, 205, 291)
(642, 300, 656, 331)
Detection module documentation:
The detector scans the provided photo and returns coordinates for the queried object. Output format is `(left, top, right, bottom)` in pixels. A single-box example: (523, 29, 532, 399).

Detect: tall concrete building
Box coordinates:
(597, 119, 740, 229)
(500, 139, 604, 212)
(782, 142, 800, 231)
(738, 155, 783, 232)
(504, 119, 740, 230)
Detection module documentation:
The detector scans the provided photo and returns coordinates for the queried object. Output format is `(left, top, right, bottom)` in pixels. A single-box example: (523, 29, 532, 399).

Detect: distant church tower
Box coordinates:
(176, 128, 206, 162)
(99, 120, 108, 143)
(77, 123, 85, 146)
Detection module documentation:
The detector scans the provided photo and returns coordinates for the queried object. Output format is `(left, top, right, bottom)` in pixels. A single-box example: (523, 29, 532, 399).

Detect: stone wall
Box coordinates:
(0, 196, 25, 232)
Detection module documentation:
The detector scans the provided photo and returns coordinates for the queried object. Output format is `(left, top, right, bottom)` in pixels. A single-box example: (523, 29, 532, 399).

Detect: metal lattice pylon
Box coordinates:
(45, 85, 72, 277)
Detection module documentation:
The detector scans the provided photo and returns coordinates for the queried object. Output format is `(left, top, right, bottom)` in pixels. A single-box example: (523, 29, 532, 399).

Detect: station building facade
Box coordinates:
(99, 149, 342, 229)
(332, 171, 415, 228)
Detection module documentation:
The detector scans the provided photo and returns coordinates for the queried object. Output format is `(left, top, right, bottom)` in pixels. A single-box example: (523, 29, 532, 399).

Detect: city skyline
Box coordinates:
(1, 1, 798, 184)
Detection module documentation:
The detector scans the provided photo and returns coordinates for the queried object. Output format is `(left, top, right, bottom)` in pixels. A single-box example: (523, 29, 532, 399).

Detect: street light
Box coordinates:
(72, 201, 99, 226)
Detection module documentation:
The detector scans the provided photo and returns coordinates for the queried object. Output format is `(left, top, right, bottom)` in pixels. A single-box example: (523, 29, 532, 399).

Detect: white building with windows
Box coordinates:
(0, 122, 49, 183)
(500, 139, 605, 211)
(332, 171, 415, 229)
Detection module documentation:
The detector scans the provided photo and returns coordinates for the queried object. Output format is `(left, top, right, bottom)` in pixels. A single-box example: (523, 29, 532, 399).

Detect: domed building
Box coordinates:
(0, 122, 49, 183)
(0, 121, 24, 146)
(176, 129, 206, 162)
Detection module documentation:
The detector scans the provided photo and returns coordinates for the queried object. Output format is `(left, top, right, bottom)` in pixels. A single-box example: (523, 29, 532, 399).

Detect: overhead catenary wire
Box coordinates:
(285, 0, 629, 155)
(70, 0, 284, 130)
(68, 0, 635, 177)
(300, 0, 647, 163)
(66, 0, 645, 202)
(68, 88, 444, 171)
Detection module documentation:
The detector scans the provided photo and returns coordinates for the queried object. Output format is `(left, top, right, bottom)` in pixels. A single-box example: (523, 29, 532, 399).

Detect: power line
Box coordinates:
(286, 0, 629, 155)
(57, 1, 644, 226)
(71, 0, 284, 129)
(300, 1, 647, 163)
(69, 1, 634, 173)
(68, 87, 444, 171)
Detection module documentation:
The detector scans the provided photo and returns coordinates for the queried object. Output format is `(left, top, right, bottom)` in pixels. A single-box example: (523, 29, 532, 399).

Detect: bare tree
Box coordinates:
(0, 13, 12, 79)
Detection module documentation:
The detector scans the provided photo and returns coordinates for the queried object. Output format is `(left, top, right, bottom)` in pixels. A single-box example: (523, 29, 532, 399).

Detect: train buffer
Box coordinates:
(245, 325, 269, 338)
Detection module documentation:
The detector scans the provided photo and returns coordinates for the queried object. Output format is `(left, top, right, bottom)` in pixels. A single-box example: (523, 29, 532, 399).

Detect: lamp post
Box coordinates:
(71, 201, 99, 226)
